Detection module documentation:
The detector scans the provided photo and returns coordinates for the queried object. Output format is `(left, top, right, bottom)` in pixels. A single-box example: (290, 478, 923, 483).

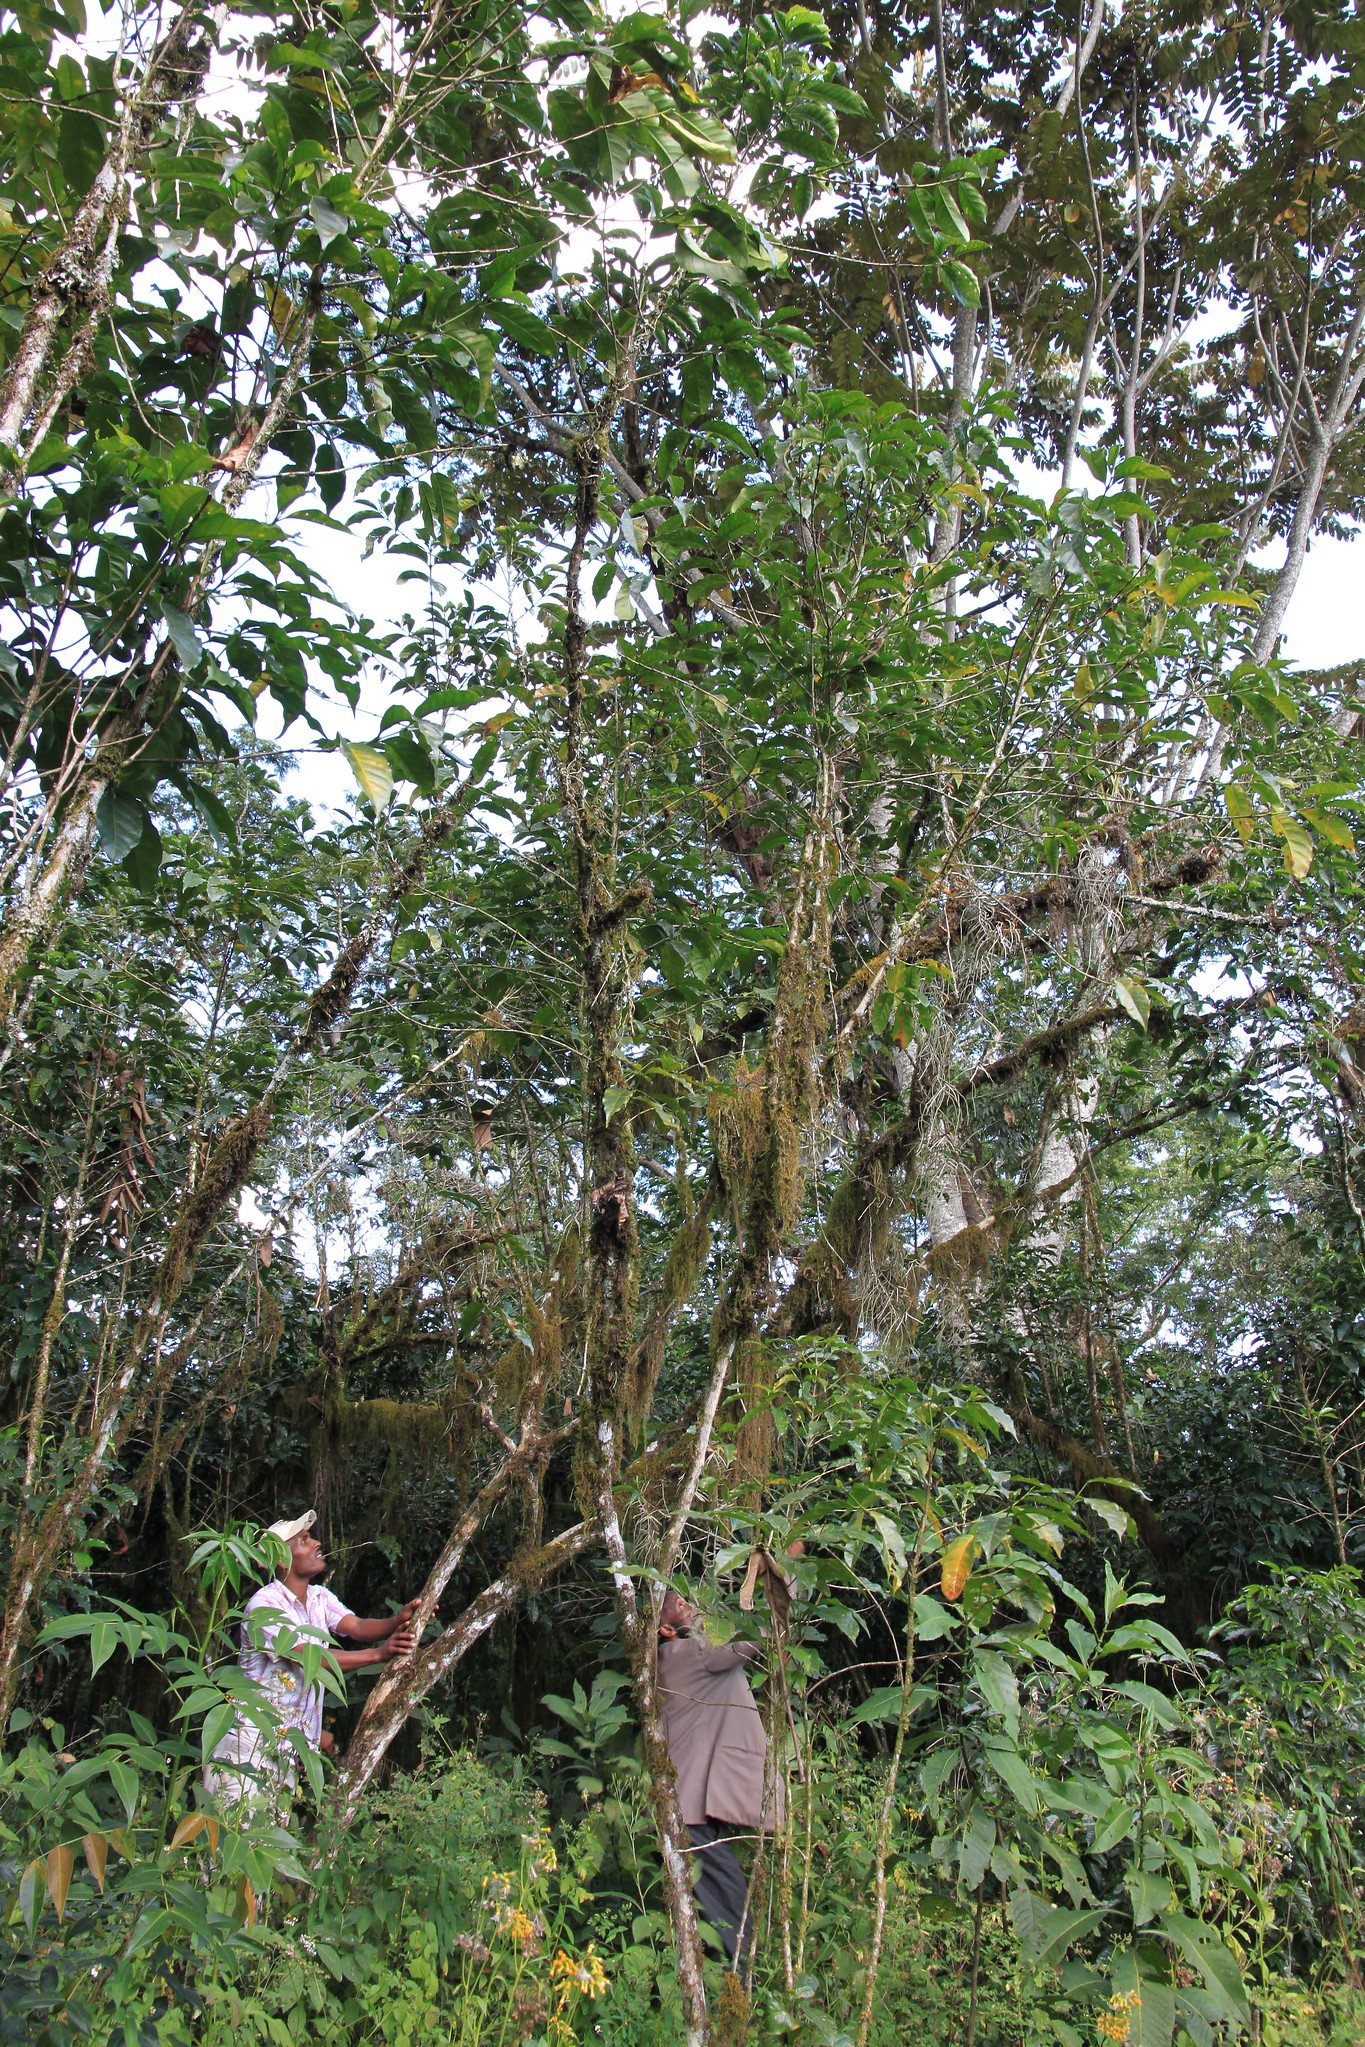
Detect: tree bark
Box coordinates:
(0, 5, 212, 474)
(331, 1518, 595, 1822)
(597, 1420, 712, 2047)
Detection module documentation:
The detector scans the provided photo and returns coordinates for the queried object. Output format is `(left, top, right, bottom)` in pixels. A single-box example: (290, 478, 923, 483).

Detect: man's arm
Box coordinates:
(334, 1600, 419, 1648)
(328, 1628, 418, 1670)
(698, 1640, 761, 1674)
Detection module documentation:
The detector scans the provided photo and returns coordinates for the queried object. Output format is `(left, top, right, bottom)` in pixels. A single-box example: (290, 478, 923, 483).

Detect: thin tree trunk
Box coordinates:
(0, 272, 324, 1027)
(20, 1057, 101, 1499)
(598, 1420, 712, 2047)
(1195, 287, 1365, 791)
(1296, 1352, 1349, 1570)
(0, 0, 484, 1014)
(854, 1501, 930, 2047)
(0, 4, 212, 475)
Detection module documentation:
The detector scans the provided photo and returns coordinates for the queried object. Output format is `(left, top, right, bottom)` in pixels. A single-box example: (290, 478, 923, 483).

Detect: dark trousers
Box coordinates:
(687, 1822, 750, 1961)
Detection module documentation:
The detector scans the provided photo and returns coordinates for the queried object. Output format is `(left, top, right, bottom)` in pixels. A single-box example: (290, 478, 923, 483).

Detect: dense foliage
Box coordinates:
(2, 0, 1365, 2040)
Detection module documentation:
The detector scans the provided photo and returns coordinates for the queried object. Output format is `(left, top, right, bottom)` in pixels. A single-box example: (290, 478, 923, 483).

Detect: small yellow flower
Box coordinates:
(550, 1945, 609, 1998)
(1096, 1989, 1141, 2044)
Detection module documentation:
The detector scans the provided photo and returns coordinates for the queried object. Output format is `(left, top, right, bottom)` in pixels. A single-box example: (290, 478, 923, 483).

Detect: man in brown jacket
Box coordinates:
(658, 1587, 776, 1960)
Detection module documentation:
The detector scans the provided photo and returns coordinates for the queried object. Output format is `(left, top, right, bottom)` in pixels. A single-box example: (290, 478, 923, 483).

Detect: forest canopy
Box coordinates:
(2, 0, 1365, 2042)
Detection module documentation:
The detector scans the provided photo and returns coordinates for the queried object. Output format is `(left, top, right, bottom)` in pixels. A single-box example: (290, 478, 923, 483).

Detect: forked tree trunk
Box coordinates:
(332, 1519, 595, 1822)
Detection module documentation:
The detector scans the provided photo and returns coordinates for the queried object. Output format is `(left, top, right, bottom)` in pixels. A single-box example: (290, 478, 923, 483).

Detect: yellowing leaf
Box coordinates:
(1224, 784, 1255, 847)
(170, 1811, 211, 1851)
(82, 1833, 108, 1893)
(941, 1532, 979, 1602)
(265, 285, 299, 345)
(1305, 806, 1355, 853)
(342, 740, 394, 810)
(46, 1844, 74, 1922)
(1270, 808, 1312, 879)
(1113, 975, 1151, 1030)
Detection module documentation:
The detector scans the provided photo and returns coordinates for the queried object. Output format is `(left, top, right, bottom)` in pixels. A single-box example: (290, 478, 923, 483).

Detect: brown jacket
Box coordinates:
(658, 1634, 778, 1831)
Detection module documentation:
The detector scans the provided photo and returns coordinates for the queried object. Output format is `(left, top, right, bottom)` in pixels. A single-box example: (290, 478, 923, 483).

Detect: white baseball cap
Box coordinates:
(265, 1510, 317, 1543)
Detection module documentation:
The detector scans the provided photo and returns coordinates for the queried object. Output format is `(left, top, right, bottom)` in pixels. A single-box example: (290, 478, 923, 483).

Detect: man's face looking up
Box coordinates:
(659, 1590, 696, 1637)
(287, 1530, 327, 1580)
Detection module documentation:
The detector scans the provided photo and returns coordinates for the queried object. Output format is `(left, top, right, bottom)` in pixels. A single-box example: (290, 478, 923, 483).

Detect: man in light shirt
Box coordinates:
(206, 1510, 418, 1814)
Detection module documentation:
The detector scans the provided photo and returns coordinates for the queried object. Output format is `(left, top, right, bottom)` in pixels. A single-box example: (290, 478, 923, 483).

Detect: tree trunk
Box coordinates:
(597, 1421, 712, 2047)
(0, 5, 211, 473)
(331, 1519, 595, 1822)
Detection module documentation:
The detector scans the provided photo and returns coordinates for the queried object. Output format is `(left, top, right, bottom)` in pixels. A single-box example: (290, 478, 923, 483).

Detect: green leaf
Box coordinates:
(385, 730, 435, 793)
(845, 1681, 933, 1728)
(17, 1859, 44, 1937)
(972, 1649, 1019, 1734)
(1010, 1890, 1110, 1967)
(200, 1700, 236, 1762)
(1110, 1950, 1177, 2047)
(95, 787, 146, 861)
(89, 1619, 119, 1678)
(1109, 1680, 1187, 1730)
(467, 734, 500, 784)
(1086, 1496, 1135, 1540)
(316, 441, 345, 513)
(108, 1760, 138, 1823)
(161, 601, 205, 672)
(958, 1800, 996, 1889)
(310, 195, 350, 249)
(487, 301, 559, 355)
(123, 815, 163, 893)
(186, 781, 237, 847)
(342, 741, 395, 809)
(913, 1592, 958, 1641)
(1128, 1869, 1176, 1925)
(1090, 1796, 1135, 1854)
(982, 1737, 1043, 1814)
(1156, 1915, 1249, 2026)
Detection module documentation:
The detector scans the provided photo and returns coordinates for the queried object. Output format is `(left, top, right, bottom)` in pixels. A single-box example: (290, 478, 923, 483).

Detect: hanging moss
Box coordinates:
(924, 1212, 1011, 1286)
(335, 1396, 458, 1456)
(733, 1334, 778, 1488)
(626, 1170, 717, 1431)
(256, 1285, 284, 1365)
(707, 1056, 767, 1196)
(770, 1238, 858, 1341)
(824, 1150, 895, 1273)
(715, 1968, 752, 2044)
(157, 1097, 272, 1306)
